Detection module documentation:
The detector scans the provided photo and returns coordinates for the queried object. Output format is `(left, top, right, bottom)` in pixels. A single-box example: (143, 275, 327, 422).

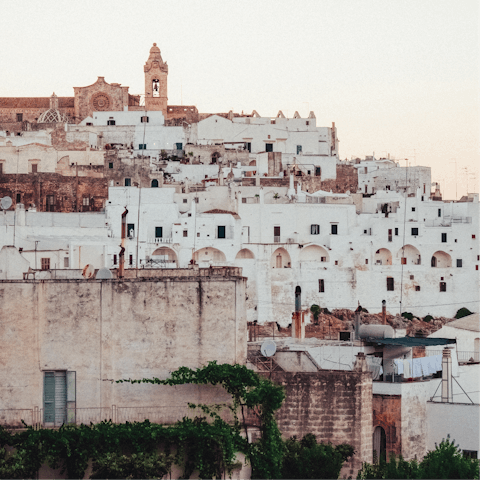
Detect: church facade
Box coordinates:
(0, 44, 197, 128)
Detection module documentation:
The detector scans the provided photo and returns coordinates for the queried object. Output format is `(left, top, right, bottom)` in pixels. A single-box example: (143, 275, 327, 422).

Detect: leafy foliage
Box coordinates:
(310, 304, 321, 324)
(357, 437, 479, 480)
(423, 315, 434, 323)
(455, 307, 473, 319)
(402, 311, 414, 321)
(281, 433, 354, 479)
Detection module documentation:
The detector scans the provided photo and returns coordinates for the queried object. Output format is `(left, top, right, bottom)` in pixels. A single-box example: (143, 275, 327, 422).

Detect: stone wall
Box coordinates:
(51, 127, 89, 151)
(301, 164, 358, 194)
(0, 173, 107, 212)
(0, 275, 247, 415)
(270, 370, 373, 478)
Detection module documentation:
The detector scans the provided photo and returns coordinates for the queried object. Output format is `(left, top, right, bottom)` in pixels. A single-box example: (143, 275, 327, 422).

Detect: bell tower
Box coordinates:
(144, 43, 168, 113)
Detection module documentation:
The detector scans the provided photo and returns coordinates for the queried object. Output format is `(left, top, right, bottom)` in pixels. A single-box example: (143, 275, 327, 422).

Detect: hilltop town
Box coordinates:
(0, 43, 478, 477)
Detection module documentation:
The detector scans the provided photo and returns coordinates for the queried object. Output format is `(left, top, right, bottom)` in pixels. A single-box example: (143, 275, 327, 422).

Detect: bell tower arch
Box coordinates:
(144, 43, 168, 113)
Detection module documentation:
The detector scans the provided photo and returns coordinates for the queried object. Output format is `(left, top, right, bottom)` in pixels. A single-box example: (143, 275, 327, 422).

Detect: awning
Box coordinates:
(365, 337, 456, 347)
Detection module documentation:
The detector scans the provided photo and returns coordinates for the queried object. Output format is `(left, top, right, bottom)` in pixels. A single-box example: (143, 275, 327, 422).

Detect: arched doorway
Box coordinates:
(373, 426, 386, 463)
(299, 244, 329, 263)
(295, 286, 301, 312)
(151, 179, 159, 187)
(271, 248, 292, 268)
(431, 251, 452, 268)
(193, 247, 227, 265)
(235, 248, 255, 260)
(151, 247, 178, 267)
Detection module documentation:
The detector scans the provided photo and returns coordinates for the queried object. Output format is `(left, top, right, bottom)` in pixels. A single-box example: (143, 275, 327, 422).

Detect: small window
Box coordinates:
(311, 224, 320, 235)
(315, 167, 321, 176)
(197, 232, 200, 237)
(82, 197, 89, 206)
(401, 257, 407, 265)
(395, 228, 399, 236)
(183, 198, 187, 203)
(463, 450, 478, 460)
(242, 198, 247, 203)
(217, 225, 226, 239)
(335, 260, 338, 265)
(265, 143, 273, 152)
(183, 230, 188, 237)
(440, 282, 447, 292)
(472, 235, 476, 239)
(64, 257, 69, 268)
(108, 162, 113, 169)
(125, 178, 131, 187)
(141, 116, 149, 123)
(16, 113, 23, 122)
(415, 285, 420, 291)
(388, 229, 392, 242)
(41, 258, 50, 270)
(270, 120, 275, 124)
(476, 265, 479, 271)
(175, 143, 183, 150)
(155, 227, 163, 238)
(127, 224, 135, 237)
(297, 145, 302, 154)
(441, 233, 447, 243)
(16, 193, 21, 203)
(438, 209, 442, 217)
(306, 121, 309, 126)
(410, 275, 414, 280)
(31, 163, 38, 173)
(321, 257, 326, 262)
(86, 122, 93, 126)
(107, 120, 116, 125)
(245, 142, 251, 152)
(129, 255, 133, 266)
(411, 227, 418, 236)
(319, 279, 325, 292)
(151, 179, 159, 187)
(387, 277, 394, 291)
(194, 197, 199, 203)
(411, 207, 416, 212)
(386, 185, 390, 190)
(0, 164, 3, 175)
(331, 224, 338, 235)
(365, 259, 368, 264)
(139, 144, 147, 150)
(456, 259, 462, 268)
(113, 254, 117, 265)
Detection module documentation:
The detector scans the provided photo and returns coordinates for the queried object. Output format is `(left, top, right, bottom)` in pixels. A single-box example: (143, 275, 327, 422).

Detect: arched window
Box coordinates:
(295, 286, 301, 312)
(151, 179, 159, 188)
(431, 256, 437, 267)
(373, 426, 386, 463)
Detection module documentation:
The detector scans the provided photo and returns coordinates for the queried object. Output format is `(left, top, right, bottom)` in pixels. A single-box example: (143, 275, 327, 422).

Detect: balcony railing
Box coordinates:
(148, 237, 173, 244)
(426, 350, 479, 363)
(274, 236, 281, 243)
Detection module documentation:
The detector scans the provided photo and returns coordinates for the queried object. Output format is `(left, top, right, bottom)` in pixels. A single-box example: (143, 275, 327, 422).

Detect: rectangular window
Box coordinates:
(175, 143, 183, 150)
(401, 257, 407, 265)
(217, 226, 226, 239)
(183, 198, 187, 203)
(331, 224, 338, 235)
(183, 230, 188, 237)
(472, 235, 476, 239)
(245, 142, 251, 152)
(365, 259, 368, 264)
(41, 258, 50, 270)
(46, 195, 55, 212)
(315, 167, 321, 176)
(129, 255, 133, 266)
(44, 371, 76, 426)
(194, 197, 199, 203)
(321, 256, 326, 262)
(155, 227, 163, 238)
(441, 233, 447, 243)
(306, 121, 309, 126)
(107, 120, 116, 125)
(139, 144, 147, 150)
(113, 254, 117, 265)
(108, 162, 113, 169)
(265, 143, 273, 152)
(16, 113, 23, 122)
(415, 285, 421, 291)
(64, 257, 69, 268)
(274, 226, 280, 242)
(82, 197, 89, 206)
(463, 451, 478, 460)
(386, 185, 390, 190)
(387, 277, 394, 291)
(141, 116, 149, 123)
(127, 224, 135, 237)
(319, 279, 325, 292)
(395, 228, 399, 236)
(311, 224, 320, 235)
(335, 260, 338, 265)
(32, 163, 38, 173)
(412, 207, 416, 212)
(388, 229, 392, 242)
(440, 282, 447, 292)
(296, 145, 302, 154)
(125, 178, 131, 186)
(16, 193, 21, 203)
(411, 227, 418, 236)
(438, 209, 442, 217)
(456, 259, 462, 268)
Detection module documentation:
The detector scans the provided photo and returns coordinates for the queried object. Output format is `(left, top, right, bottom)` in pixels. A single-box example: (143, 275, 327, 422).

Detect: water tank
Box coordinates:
(358, 324, 394, 339)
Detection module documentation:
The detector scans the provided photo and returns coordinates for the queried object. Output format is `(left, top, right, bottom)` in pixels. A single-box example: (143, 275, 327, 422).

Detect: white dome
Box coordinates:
(38, 108, 68, 123)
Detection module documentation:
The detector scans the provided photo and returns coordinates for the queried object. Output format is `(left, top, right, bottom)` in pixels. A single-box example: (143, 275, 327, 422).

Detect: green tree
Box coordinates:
(311, 304, 321, 325)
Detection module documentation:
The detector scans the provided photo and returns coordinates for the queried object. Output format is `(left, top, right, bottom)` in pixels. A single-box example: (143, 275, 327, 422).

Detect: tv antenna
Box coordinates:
(0, 196, 12, 210)
(260, 339, 277, 357)
(96, 267, 113, 279)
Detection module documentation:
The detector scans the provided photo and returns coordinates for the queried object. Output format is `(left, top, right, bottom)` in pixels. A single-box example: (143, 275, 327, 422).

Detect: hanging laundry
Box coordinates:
(394, 359, 404, 375)
(412, 358, 423, 377)
(403, 359, 412, 378)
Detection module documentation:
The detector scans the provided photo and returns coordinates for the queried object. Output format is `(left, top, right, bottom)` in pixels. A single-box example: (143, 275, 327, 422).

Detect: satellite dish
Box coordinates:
(260, 339, 277, 357)
(96, 267, 113, 279)
(0, 196, 12, 210)
(82, 264, 95, 279)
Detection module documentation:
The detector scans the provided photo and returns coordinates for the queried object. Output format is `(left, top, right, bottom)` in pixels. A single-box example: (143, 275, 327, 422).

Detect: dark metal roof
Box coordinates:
(365, 337, 456, 347)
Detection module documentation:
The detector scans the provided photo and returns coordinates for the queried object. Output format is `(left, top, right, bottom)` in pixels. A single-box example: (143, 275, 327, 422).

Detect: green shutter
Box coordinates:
(44, 372, 55, 423)
(54, 372, 67, 426)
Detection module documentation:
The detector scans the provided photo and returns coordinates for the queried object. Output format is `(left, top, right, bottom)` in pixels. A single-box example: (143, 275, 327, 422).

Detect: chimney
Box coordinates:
(382, 300, 387, 325)
(441, 347, 453, 403)
(354, 311, 361, 340)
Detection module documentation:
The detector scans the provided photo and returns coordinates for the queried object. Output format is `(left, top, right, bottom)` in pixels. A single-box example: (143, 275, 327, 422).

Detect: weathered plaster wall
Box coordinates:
(0, 275, 247, 415)
(270, 370, 373, 478)
(372, 394, 402, 457)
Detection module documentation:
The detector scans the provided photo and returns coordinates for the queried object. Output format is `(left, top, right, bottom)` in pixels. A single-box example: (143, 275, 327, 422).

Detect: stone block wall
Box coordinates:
(270, 370, 373, 478)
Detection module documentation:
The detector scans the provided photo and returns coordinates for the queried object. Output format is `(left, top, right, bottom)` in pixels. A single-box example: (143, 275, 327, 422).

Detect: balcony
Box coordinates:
(148, 237, 173, 244)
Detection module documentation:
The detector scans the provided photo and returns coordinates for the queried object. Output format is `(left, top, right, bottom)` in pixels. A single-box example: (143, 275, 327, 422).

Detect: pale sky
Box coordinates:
(1, 0, 478, 199)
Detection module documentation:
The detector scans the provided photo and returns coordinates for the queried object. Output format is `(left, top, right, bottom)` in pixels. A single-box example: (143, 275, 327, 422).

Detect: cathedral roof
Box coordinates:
(38, 108, 69, 123)
(0, 97, 74, 108)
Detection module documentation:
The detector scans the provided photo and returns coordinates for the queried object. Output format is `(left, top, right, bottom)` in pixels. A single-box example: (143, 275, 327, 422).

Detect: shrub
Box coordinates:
(402, 312, 414, 321)
(423, 315, 433, 323)
(455, 307, 473, 319)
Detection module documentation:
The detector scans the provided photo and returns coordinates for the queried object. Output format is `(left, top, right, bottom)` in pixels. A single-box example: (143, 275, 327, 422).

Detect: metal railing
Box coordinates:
(148, 237, 173, 244)
(0, 405, 238, 430)
(426, 350, 479, 363)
